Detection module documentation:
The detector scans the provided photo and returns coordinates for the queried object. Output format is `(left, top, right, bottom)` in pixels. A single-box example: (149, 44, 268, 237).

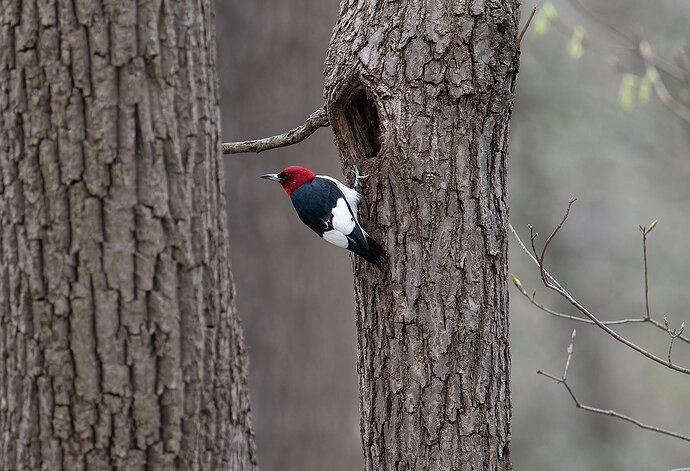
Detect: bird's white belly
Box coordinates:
(323, 229, 349, 248)
(321, 198, 356, 249)
(331, 198, 355, 235)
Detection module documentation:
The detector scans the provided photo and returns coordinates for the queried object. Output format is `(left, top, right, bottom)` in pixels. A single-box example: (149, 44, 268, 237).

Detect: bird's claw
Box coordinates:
(352, 165, 369, 190)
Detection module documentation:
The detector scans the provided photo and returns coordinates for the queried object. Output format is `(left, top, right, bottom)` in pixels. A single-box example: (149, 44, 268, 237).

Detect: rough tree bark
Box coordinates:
(0, 1, 256, 469)
(325, 1, 519, 469)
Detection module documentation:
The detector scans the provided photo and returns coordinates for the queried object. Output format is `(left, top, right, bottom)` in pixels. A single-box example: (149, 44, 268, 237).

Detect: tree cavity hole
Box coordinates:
(332, 86, 382, 160)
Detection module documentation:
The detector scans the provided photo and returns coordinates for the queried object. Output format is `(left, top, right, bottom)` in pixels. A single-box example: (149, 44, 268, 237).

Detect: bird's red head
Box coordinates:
(261, 165, 316, 196)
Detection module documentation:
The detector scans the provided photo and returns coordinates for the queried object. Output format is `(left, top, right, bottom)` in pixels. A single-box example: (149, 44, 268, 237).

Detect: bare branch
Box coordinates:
(639, 221, 690, 345)
(222, 107, 329, 154)
(510, 222, 566, 295)
(538, 197, 576, 288)
(512, 220, 690, 346)
(664, 315, 686, 365)
(650, 316, 690, 345)
(537, 334, 690, 443)
(509, 205, 690, 374)
(562, 329, 576, 381)
(528, 224, 539, 261)
(516, 5, 538, 48)
(641, 224, 652, 320)
(511, 279, 646, 326)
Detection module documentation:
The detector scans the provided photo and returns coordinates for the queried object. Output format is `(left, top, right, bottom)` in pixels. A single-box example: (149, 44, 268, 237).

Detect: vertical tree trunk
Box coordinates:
(0, 1, 256, 469)
(325, 1, 519, 469)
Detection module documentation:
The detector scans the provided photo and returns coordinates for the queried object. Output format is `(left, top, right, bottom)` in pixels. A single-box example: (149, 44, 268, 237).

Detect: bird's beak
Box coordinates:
(260, 173, 280, 182)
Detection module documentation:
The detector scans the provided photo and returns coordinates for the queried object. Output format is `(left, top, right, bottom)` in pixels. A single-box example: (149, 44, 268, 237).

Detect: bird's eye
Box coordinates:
(280, 173, 288, 179)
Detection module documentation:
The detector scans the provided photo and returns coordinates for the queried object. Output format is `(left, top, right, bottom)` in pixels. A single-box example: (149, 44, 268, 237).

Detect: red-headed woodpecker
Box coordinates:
(261, 165, 384, 264)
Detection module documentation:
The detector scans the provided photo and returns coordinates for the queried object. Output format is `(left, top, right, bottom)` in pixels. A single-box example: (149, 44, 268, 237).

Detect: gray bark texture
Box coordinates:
(325, 1, 520, 469)
(0, 1, 256, 470)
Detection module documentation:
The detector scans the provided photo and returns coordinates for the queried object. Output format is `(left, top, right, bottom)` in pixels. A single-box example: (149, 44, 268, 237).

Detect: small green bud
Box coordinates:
(543, 2, 558, 19)
(618, 74, 637, 111)
(534, 10, 550, 37)
(638, 80, 651, 103)
(511, 274, 523, 290)
(569, 26, 586, 60)
(644, 67, 659, 85)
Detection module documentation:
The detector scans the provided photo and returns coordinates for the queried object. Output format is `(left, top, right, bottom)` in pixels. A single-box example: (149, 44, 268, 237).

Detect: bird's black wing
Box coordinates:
(290, 178, 339, 236)
(290, 178, 369, 252)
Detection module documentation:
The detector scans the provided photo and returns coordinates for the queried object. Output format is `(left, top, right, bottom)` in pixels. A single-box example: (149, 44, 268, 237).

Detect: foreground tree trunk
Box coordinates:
(0, 2, 256, 469)
(325, 1, 519, 468)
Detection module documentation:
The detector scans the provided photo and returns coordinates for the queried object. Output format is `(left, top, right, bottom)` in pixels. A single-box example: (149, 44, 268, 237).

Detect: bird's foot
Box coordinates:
(352, 165, 369, 191)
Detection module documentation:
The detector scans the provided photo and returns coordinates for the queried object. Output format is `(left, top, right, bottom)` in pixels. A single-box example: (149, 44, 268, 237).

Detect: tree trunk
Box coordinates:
(325, 1, 519, 469)
(0, 1, 256, 469)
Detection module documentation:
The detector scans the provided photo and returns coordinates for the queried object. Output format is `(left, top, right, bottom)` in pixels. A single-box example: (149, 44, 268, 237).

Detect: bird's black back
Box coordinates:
(290, 177, 381, 262)
(290, 177, 342, 237)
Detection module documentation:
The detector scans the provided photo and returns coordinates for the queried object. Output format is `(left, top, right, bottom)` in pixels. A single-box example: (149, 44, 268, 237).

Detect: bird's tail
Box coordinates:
(361, 236, 385, 265)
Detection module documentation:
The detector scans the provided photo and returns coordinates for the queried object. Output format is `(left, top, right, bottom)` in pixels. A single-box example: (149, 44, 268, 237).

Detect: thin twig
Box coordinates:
(650, 317, 690, 345)
(528, 224, 539, 262)
(538, 333, 690, 443)
(639, 221, 690, 345)
(642, 225, 651, 320)
(538, 197, 576, 287)
(510, 223, 566, 295)
(516, 5, 538, 48)
(509, 203, 690, 374)
(512, 221, 690, 345)
(222, 107, 329, 154)
(664, 315, 686, 365)
(561, 329, 576, 381)
(513, 282, 646, 326)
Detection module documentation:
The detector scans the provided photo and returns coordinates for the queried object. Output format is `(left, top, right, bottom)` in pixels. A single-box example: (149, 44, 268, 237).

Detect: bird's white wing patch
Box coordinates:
(317, 175, 362, 220)
(331, 197, 356, 236)
(323, 229, 349, 248)
(321, 198, 356, 250)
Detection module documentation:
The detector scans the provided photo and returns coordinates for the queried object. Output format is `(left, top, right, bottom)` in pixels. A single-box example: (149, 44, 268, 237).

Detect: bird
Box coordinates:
(261, 165, 384, 264)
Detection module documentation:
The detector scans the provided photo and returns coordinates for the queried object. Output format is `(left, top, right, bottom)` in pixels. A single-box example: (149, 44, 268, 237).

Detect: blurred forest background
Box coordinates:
(217, 0, 690, 469)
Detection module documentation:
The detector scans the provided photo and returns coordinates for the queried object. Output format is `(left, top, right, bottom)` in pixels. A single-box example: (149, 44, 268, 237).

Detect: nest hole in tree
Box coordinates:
(331, 86, 382, 160)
